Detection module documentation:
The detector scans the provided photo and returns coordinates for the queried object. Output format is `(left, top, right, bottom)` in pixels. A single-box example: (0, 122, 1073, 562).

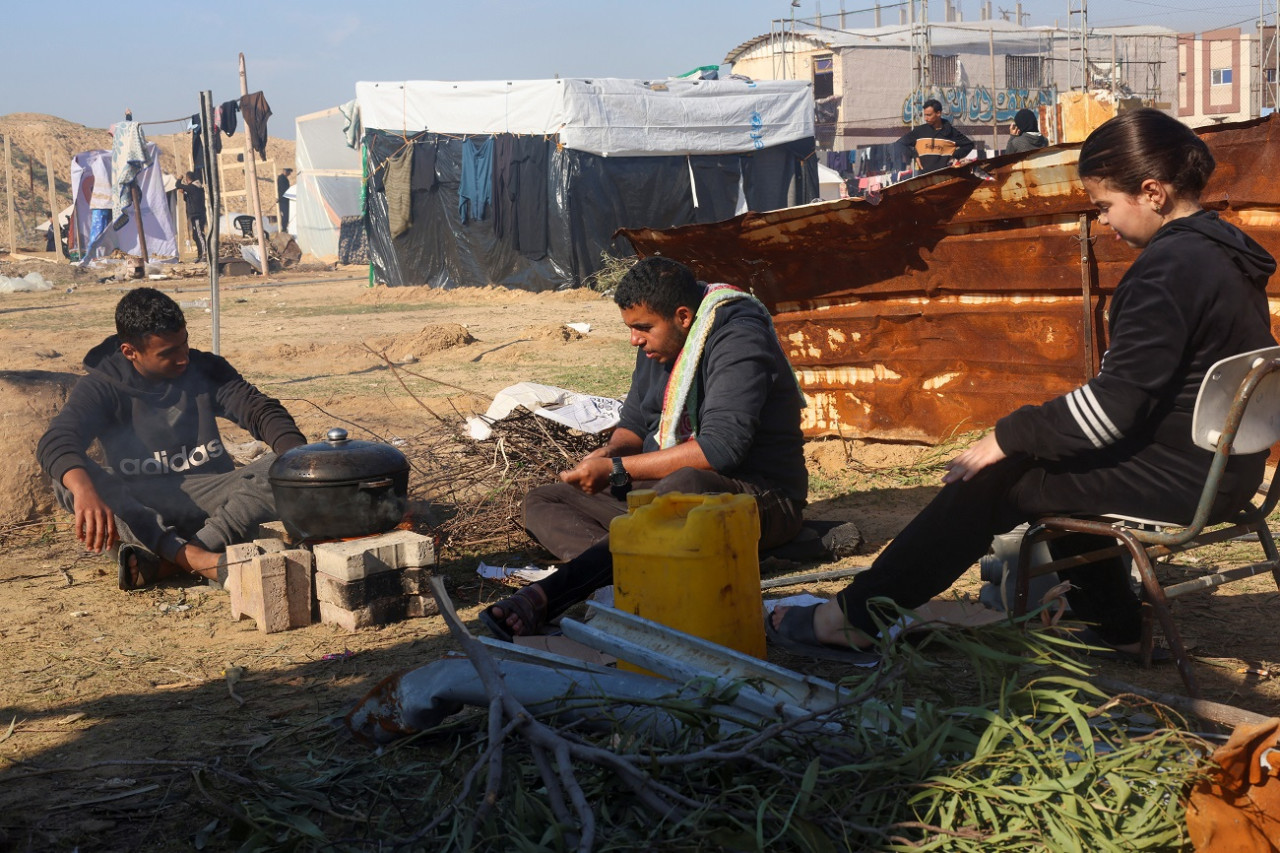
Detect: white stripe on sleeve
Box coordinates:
(1065, 389, 1105, 448)
(1078, 385, 1124, 443)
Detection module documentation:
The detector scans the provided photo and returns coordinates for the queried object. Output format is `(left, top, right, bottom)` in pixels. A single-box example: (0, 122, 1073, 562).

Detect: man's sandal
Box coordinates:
(479, 586, 548, 643)
(117, 544, 162, 591)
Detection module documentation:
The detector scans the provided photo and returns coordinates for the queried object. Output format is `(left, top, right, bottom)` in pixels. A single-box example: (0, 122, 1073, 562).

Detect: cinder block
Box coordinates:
(240, 552, 290, 633)
(283, 549, 313, 629)
(315, 568, 406, 609)
(256, 520, 298, 545)
(405, 593, 439, 619)
(319, 596, 407, 631)
(224, 542, 262, 621)
(393, 530, 435, 568)
(399, 566, 432, 595)
(311, 530, 435, 581)
(255, 538, 287, 554)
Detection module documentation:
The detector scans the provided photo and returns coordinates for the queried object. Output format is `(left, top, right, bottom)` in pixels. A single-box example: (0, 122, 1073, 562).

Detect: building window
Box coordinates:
(1266, 68, 1276, 84)
(813, 54, 834, 99)
(1211, 68, 1233, 85)
(1005, 55, 1048, 89)
(930, 54, 960, 86)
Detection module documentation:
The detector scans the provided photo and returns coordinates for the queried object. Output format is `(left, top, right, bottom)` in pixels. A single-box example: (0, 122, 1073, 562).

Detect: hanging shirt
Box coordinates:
(239, 92, 272, 161)
(219, 100, 239, 137)
(459, 137, 494, 224)
(385, 145, 414, 238)
(109, 121, 151, 221)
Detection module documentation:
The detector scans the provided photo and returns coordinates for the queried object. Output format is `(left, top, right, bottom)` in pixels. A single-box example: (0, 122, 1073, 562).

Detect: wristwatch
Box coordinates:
(609, 457, 631, 494)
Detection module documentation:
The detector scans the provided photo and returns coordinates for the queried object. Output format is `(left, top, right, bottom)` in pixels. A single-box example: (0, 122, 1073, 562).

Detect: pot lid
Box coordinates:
(269, 427, 409, 484)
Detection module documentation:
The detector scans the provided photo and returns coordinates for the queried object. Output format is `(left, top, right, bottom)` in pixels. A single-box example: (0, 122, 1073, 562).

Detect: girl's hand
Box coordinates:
(942, 432, 1006, 484)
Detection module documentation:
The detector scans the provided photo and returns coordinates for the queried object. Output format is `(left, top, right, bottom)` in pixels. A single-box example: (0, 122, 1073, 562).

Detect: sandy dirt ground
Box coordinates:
(1, 257, 1278, 851)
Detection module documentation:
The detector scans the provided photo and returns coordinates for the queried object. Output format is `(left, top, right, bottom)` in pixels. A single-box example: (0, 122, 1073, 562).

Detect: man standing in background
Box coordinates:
(277, 167, 292, 233)
(897, 99, 974, 173)
(174, 172, 208, 263)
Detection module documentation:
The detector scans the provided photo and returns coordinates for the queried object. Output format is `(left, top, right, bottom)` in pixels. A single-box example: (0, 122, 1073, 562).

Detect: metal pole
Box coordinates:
(239, 53, 271, 281)
(991, 27, 999, 152)
(1079, 213, 1096, 379)
(200, 91, 222, 355)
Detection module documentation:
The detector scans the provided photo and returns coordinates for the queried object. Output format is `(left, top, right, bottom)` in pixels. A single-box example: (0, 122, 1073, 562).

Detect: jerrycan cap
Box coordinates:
(626, 489, 657, 510)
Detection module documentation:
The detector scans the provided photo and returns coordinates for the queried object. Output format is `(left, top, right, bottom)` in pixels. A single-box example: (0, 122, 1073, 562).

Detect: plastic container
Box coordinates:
(610, 490, 765, 667)
(978, 523, 1058, 612)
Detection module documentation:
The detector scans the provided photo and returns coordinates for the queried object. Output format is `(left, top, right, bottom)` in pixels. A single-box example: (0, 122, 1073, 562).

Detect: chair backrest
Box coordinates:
(234, 215, 255, 237)
(1191, 345, 1280, 454)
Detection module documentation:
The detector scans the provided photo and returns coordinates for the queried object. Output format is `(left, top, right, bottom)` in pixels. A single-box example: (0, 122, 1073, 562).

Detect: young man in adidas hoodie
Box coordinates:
(38, 287, 307, 588)
(770, 108, 1277, 658)
(481, 256, 808, 641)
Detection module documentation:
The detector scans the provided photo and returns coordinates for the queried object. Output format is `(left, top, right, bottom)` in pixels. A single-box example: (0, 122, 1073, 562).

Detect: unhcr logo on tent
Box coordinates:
(750, 111, 765, 150)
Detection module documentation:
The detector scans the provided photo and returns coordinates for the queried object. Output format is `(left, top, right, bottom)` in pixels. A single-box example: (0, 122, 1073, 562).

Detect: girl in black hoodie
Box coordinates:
(769, 109, 1277, 657)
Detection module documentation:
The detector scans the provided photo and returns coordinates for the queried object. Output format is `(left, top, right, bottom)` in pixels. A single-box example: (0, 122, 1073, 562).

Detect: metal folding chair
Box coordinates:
(1013, 346, 1280, 697)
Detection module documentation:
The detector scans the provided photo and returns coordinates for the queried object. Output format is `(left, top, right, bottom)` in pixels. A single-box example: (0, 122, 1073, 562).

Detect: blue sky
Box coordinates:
(2, 0, 1267, 136)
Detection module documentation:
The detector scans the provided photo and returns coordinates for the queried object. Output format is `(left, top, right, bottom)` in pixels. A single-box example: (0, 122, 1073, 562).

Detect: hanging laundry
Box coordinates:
(109, 121, 151, 223)
(459, 136, 493, 224)
(339, 99, 362, 150)
(493, 135, 548, 258)
(239, 91, 272, 161)
(411, 139, 437, 192)
(385, 145, 414, 238)
(219, 100, 239, 137)
(189, 114, 205, 177)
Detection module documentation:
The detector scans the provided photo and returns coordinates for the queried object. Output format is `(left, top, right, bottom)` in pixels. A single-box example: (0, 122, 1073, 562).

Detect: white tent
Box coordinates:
(294, 106, 363, 260)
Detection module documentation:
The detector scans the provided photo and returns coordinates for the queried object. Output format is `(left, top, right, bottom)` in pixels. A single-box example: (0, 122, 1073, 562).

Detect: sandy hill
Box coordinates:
(0, 112, 295, 249)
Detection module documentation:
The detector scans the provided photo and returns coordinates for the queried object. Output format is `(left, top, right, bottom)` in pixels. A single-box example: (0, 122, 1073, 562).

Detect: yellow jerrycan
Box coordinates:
(610, 490, 766, 665)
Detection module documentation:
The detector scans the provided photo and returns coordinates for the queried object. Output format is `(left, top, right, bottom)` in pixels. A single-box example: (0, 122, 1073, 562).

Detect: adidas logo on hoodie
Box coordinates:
(117, 439, 225, 476)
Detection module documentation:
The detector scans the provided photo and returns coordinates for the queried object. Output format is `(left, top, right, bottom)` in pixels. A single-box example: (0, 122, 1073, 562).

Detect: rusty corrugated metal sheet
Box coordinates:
(621, 115, 1280, 443)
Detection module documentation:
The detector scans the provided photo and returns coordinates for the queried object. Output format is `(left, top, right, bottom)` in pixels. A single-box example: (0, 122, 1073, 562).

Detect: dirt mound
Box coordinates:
(376, 324, 476, 357)
(262, 341, 373, 363)
(530, 323, 586, 343)
(0, 370, 79, 525)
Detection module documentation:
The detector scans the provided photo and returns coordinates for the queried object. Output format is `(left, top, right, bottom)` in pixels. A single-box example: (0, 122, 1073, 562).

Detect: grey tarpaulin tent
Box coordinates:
(354, 77, 819, 290)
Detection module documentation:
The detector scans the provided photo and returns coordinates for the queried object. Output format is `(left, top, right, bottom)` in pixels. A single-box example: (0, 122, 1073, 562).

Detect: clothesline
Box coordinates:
(133, 115, 195, 127)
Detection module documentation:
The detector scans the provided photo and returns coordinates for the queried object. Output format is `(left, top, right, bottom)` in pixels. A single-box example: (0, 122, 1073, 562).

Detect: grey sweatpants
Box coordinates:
(54, 455, 280, 561)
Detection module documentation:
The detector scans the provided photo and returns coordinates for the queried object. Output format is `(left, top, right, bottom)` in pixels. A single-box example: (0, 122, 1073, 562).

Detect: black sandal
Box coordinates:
(479, 586, 547, 642)
(117, 544, 161, 591)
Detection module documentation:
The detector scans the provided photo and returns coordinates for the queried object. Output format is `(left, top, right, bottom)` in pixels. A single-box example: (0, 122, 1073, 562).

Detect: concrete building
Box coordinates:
(1177, 26, 1280, 125)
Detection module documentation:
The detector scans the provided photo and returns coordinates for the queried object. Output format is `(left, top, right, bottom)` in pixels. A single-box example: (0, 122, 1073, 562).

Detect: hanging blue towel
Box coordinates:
(459, 137, 494, 224)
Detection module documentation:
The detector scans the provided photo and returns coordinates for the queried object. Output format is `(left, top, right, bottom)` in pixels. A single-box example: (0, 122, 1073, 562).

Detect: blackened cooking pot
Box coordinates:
(268, 427, 410, 540)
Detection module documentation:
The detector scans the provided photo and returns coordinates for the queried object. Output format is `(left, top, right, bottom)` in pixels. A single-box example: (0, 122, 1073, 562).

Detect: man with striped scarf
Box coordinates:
(481, 256, 807, 642)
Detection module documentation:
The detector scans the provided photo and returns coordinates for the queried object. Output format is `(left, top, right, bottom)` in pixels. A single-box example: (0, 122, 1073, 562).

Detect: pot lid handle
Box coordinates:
(326, 427, 349, 443)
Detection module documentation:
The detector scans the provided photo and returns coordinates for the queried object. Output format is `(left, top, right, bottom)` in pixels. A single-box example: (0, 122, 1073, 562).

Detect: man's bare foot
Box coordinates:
(174, 543, 224, 580)
(770, 599, 874, 650)
(120, 545, 181, 590)
(481, 584, 548, 641)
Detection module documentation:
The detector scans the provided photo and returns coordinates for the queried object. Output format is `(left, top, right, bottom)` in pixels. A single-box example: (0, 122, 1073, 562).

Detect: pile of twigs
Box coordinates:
(191, 600, 1210, 852)
(299, 350, 607, 558)
(400, 409, 604, 555)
